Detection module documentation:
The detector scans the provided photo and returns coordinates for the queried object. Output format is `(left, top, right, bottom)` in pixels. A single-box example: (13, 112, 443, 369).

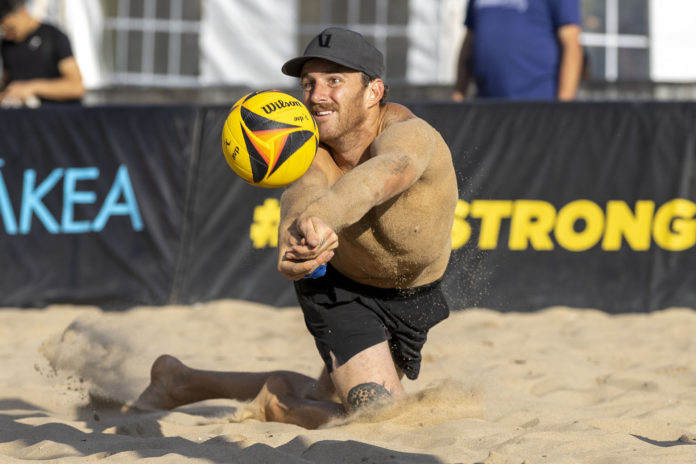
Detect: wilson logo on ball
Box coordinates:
(260, 99, 304, 114)
(222, 90, 318, 188)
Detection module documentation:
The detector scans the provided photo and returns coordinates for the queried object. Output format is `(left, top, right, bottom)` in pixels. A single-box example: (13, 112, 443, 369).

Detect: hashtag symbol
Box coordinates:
(250, 198, 280, 248)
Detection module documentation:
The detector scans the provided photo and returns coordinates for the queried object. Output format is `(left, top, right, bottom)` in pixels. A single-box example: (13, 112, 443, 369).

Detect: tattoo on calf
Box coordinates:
(346, 382, 393, 411)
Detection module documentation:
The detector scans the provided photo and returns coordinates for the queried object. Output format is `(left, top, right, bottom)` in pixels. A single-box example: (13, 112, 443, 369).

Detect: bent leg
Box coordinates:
(136, 354, 317, 410)
(135, 355, 345, 429)
(329, 341, 406, 412)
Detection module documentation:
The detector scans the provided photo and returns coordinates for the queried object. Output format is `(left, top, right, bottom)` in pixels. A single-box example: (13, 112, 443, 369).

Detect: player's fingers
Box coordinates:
(316, 250, 335, 265)
(284, 243, 314, 259)
(286, 237, 336, 258)
(324, 231, 339, 250)
(288, 234, 302, 246)
(298, 218, 320, 248)
(278, 259, 317, 280)
(286, 230, 338, 259)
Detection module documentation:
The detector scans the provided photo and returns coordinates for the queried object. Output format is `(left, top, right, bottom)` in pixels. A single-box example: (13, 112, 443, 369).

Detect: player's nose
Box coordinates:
(308, 82, 330, 104)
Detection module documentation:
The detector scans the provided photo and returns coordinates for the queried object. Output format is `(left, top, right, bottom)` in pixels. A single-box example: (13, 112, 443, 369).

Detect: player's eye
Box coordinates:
(300, 80, 314, 91)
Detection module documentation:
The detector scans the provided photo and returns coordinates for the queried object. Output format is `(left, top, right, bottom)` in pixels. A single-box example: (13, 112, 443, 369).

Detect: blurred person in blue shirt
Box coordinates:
(453, 0, 582, 101)
(0, 0, 84, 107)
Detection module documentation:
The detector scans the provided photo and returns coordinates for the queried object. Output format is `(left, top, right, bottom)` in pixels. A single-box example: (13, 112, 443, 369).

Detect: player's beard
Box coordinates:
(314, 89, 368, 144)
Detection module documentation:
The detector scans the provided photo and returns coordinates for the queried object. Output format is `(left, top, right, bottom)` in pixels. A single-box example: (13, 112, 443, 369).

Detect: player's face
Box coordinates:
(300, 59, 370, 144)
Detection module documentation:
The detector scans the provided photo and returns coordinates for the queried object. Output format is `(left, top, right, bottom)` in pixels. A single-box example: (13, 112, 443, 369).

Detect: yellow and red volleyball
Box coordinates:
(221, 90, 318, 188)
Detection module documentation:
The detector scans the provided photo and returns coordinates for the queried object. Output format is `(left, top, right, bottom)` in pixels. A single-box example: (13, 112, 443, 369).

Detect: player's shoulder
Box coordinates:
(380, 102, 434, 132)
(382, 102, 415, 125)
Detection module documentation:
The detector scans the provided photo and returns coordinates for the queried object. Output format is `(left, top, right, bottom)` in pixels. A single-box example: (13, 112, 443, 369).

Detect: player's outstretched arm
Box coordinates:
(278, 146, 338, 279)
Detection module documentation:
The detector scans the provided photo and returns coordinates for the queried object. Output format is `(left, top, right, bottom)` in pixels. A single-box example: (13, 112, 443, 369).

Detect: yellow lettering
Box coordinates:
(653, 199, 696, 251)
(248, 197, 696, 252)
(509, 200, 555, 250)
(451, 200, 471, 250)
(602, 200, 654, 251)
(471, 200, 513, 249)
(555, 200, 604, 251)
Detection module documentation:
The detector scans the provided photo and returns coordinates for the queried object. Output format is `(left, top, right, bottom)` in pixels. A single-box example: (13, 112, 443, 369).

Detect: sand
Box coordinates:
(1, 300, 695, 463)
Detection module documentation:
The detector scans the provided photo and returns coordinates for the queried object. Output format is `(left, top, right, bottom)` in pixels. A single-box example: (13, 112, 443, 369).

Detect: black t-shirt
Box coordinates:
(1, 23, 79, 103)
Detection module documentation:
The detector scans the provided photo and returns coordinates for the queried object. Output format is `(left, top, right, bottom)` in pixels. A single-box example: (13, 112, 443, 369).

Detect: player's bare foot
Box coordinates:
(250, 372, 344, 429)
(134, 354, 191, 410)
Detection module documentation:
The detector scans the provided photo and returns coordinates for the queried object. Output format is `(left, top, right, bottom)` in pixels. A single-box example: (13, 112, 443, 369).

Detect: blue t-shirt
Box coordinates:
(465, 0, 580, 99)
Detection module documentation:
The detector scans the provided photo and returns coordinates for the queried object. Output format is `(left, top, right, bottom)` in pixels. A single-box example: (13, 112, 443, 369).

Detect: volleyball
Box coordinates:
(221, 90, 318, 188)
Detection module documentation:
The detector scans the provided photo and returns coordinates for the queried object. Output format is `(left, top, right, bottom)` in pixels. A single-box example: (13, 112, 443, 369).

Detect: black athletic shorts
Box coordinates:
(294, 264, 450, 380)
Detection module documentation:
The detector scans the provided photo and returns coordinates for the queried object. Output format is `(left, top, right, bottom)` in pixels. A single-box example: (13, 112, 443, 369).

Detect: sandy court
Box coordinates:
(0, 300, 695, 463)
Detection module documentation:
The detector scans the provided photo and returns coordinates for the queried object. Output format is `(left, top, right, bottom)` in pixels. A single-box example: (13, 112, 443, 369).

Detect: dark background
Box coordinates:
(1, 102, 694, 312)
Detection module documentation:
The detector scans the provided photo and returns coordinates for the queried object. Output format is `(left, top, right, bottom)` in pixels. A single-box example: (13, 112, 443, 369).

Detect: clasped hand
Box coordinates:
(277, 216, 338, 280)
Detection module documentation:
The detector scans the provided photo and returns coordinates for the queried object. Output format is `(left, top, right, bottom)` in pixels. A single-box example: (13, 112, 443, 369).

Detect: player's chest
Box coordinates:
(340, 193, 428, 251)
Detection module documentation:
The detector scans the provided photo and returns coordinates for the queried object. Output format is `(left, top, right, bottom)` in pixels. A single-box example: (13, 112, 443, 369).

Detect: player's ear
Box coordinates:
(367, 79, 384, 107)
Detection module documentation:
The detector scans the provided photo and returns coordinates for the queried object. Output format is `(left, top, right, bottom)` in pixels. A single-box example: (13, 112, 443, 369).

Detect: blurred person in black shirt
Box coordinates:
(0, 0, 84, 107)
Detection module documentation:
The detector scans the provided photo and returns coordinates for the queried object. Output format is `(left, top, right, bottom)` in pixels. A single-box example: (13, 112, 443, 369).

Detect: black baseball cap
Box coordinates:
(282, 27, 384, 79)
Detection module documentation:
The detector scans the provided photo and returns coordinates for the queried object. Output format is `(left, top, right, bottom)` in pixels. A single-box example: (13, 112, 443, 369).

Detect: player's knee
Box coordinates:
(262, 372, 296, 422)
(265, 372, 293, 392)
(150, 354, 183, 379)
(345, 382, 393, 412)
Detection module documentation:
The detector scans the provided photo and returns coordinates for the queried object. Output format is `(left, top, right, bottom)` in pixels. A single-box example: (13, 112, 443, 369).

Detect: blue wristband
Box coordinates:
(305, 264, 327, 279)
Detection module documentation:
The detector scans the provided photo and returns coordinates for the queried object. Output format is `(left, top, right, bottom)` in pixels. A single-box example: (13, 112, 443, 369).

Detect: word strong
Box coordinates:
(0, 160, 144, 234)
(451, 199, 696, 252)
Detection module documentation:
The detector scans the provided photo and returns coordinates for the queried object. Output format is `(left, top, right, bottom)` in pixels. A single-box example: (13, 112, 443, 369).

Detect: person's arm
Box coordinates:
(303, 117, 433, 233)
(556, 24, 582, 101)
(452, 31, 474, 102)
(279, 114, 438, 279)
(279, 114, 436, 280)
(277, 146, 340, 279)
(1, 56, 84, 102)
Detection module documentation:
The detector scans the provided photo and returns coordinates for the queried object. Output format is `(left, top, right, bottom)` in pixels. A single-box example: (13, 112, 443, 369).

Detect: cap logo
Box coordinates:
(318, 33, 332, 48)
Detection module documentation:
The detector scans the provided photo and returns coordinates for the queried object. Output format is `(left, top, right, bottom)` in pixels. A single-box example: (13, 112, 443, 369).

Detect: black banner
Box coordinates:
(170, 106, 295, 307)
(408, 101, 696, 312)
(1, 102, 694, 312)
(0, 105, 195, 307)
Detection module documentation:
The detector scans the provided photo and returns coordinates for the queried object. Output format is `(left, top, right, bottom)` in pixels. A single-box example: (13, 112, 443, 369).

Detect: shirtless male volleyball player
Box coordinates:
(136, 27, 458, 429)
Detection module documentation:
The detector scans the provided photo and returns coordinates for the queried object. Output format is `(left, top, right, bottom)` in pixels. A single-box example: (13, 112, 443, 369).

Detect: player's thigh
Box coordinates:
(329, 341, 406, 409)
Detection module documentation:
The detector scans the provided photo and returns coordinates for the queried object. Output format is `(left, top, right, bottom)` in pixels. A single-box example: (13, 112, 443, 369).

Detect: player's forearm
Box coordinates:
(301, 154, 422, 232)
(278, 172, 377, 250)
(280, 164, 374, 233)
(298, 189, 367, 234)
(279, 182, 329, 231)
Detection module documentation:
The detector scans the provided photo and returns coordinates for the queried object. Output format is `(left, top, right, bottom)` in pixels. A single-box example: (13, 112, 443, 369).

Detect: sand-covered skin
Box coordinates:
(1, 300, 695, 463)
